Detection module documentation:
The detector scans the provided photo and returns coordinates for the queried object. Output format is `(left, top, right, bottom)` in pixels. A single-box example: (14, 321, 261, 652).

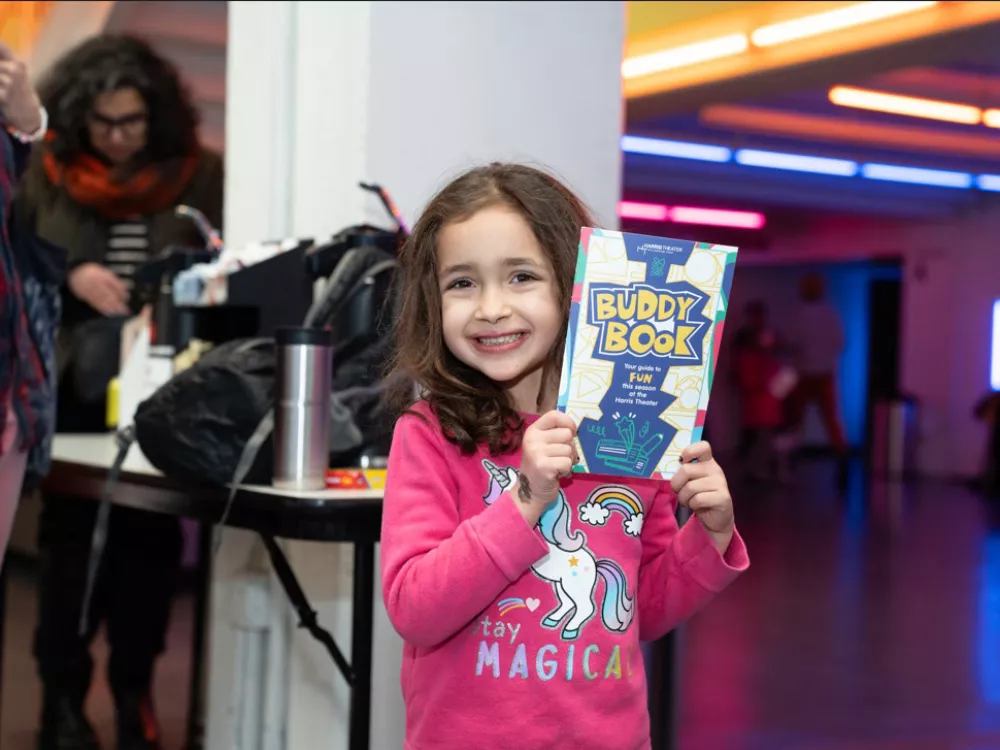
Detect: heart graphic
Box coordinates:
(525, 598, 540, 612)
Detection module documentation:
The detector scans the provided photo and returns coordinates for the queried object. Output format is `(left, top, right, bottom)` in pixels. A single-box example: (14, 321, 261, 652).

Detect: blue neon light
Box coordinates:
(978, 535, 1000, 704)
(736, 148, 858, 177)
(622, 134, 1000, 191)
(620, 135, 732, 163)
(861, 163, 973, 189)
(978, 175, 1000, 193)
(992, 299, 1000, 392)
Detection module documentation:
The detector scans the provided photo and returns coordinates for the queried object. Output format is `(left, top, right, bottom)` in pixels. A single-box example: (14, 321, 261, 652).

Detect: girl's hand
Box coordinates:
(670, 441, 734, 555)
(512, 410, 578, 526)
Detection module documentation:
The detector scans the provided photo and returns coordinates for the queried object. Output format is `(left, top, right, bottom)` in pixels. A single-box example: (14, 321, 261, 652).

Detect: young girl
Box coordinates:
(381, 163, 749, 750)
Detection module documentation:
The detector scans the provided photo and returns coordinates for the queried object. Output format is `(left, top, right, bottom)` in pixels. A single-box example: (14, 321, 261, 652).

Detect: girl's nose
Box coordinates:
(476, 286, 511, 322)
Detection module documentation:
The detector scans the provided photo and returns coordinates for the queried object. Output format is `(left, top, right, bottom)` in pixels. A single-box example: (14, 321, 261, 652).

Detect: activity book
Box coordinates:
(556, 228, 738, 480)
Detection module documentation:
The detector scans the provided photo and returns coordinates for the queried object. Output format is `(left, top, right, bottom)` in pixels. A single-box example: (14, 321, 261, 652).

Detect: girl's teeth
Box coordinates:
(479, 334, 523, 345)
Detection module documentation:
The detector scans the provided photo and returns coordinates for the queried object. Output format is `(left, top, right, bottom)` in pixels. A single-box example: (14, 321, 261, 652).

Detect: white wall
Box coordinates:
(363, 1, 624, 231)
(213, 4, 625, 750)
(27, 1, 115, 82)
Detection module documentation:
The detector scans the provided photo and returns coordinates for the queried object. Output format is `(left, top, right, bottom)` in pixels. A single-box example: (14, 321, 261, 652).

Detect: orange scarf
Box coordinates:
(43, 141, 200, 221)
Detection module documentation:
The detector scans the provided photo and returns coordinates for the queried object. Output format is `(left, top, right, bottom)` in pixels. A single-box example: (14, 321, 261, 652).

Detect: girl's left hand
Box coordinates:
(670, 441, 734, 555)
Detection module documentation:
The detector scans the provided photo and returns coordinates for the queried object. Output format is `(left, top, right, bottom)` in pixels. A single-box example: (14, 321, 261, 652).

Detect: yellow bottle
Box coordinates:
(106, 377, 119, 429)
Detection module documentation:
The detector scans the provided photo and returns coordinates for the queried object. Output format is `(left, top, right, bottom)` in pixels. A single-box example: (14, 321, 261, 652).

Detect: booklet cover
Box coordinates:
(556, 228, 738, 480)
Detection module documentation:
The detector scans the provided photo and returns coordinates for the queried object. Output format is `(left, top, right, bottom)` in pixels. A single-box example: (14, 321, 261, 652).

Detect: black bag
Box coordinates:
(133, 244, 399, 487)
(133, 337, 275, 485)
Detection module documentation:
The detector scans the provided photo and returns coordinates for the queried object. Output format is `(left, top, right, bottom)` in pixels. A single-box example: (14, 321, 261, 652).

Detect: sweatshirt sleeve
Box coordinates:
(380, 409, 549, 649)
(637, 483, 749, 642)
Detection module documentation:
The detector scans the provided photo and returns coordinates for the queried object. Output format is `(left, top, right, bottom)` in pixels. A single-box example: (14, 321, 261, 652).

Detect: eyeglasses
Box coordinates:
(88, 111, 148, 138)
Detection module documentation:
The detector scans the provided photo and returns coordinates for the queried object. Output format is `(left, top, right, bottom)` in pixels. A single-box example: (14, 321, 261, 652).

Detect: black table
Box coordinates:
(1, 434, 383, 750)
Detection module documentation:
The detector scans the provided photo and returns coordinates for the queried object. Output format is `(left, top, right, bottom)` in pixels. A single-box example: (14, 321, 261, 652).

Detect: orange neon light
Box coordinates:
(623, 1, 940, 82)
(829, 85, 983, 125)
(750, 1, 938, 47)
(622, 33, 748, 79)
(983, 110, 1000, 129)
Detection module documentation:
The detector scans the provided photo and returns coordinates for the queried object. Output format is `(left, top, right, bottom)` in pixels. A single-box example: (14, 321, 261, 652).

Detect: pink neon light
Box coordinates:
(617, 200, 766, 230)
(670, 205, 766, 229)
(618, 201, 670, 221)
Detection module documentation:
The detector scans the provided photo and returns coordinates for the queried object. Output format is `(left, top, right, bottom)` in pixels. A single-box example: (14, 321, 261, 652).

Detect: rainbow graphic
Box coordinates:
(578, 486, 646, 537)
(497, 597, 527, 617)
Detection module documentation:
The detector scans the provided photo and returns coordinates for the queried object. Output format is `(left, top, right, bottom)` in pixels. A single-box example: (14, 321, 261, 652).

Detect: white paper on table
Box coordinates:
(117, 322, 151, 430)
(116, 314, 175, 429)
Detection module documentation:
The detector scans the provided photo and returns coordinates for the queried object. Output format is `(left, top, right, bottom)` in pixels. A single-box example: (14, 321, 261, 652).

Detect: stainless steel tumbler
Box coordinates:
(272, 327, 333, 491)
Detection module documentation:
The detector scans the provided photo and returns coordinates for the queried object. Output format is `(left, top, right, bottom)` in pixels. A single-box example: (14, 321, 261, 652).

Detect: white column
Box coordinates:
(211, 3, 625, 749)
(222, 1, 297, 246)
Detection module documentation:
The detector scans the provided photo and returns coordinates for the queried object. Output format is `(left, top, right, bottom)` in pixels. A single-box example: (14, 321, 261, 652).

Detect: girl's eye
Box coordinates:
(512, 272, 539, 284)
(445, 278, 473, 290)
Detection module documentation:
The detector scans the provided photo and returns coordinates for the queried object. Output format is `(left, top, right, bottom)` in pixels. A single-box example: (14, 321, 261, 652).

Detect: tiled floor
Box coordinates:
(676, 458, 1000, 750)
(1, 458, 999, 749)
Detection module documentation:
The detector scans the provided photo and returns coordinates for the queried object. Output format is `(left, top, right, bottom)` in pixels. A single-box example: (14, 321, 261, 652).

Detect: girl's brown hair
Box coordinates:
(389, 162, 595, 456)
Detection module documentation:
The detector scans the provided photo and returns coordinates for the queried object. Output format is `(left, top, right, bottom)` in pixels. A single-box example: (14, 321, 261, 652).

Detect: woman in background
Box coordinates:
(17, 35, 223, 750)
(0, 40, 62, 561)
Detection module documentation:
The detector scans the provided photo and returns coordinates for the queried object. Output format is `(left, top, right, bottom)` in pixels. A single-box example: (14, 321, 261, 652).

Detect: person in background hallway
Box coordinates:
(785, 274, 849, 486)
(15, 35, 223, 750)
(733, 320, 791, 483)
(0, 40, 63, 564)
(732, 299, 770, 351)
(732, 300, 777, 460)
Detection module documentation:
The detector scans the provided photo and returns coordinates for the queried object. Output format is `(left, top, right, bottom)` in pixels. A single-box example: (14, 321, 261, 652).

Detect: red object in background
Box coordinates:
(326, 470, 368, 489)
(734, 346, 784, 429)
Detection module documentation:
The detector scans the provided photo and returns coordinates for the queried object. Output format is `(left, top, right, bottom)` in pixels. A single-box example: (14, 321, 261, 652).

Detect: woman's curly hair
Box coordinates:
(38, 34, 200, 164)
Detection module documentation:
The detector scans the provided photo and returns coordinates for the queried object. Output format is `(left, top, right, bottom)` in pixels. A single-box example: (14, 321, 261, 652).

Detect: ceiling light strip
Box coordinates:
(983, 110, 1000, 129)
(829, 85, 983, 125)
(622, 2, 941, 79)
(618, 201, 670, 221)
(617, 201, 767, 230)
(751, 1, 939, 47)
(623, 134, 1000, 190)
(861, 163, 973, 188)
(735, 148, 859, 176)
(622, 33, 748, 79)
(620, 135, 732, 163)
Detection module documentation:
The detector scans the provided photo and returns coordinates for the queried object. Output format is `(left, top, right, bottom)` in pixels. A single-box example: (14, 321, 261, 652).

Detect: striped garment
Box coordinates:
(105, 219, 150, 290)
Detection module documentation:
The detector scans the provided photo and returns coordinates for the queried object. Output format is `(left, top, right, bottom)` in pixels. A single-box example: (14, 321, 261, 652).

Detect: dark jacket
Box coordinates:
(16, 148, 223, 432)
(2, 132, 68, 487)
(16, 147, 224, 328)
(14, 146, 223, 430)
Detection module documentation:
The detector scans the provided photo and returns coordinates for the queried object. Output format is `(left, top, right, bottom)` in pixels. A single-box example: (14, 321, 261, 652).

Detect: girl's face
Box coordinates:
(437, 205, 562, 414)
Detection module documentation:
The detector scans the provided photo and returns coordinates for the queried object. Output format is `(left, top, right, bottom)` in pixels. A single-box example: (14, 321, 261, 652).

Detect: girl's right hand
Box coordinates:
(512, 410, 578, 525)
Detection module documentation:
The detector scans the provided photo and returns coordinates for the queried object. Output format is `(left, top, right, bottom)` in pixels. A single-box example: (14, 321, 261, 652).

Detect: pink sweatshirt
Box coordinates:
(381, 402, 749, 750)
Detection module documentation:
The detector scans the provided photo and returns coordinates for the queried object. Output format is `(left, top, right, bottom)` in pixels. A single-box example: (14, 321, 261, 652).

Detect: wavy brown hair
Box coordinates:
(389, 162, 595, 456)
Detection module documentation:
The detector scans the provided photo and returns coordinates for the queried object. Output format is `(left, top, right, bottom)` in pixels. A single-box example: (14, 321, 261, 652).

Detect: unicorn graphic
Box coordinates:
(481, 460, 635, 640)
